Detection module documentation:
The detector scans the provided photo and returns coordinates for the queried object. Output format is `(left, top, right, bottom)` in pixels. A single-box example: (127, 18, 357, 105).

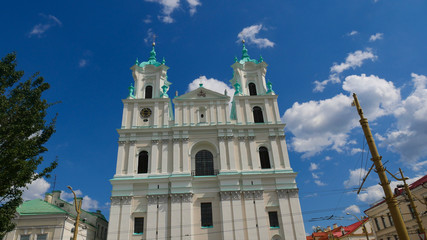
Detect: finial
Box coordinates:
(162, 57, 166, 64)
(128, 83, 135, 99)
(242, 40, 250, 60)
(135, 58, 139, 65)
(152, 42, 155, 47)
(234, 56, 238, 62)
(259, 55, 263, 62)
(266, 80, 274, 95)
(242, 39, 245, 44)
(199, 83, 203, 87)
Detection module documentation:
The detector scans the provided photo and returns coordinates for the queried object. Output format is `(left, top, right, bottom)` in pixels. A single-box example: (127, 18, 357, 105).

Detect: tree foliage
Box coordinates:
(0, 53, 57, 237)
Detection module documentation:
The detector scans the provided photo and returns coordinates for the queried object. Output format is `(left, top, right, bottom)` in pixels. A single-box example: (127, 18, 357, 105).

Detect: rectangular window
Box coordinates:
(408, 205, 416, 219)
(37, 234, 47, 240)
(201, 202, 213, 228)
(394, 235, 398, 240)
(375, 218, 381, 230)
(134, 217, 144, 234)
(381, 216, 387, 228)
(388, 213, 394, 226)
(268, 211, 280, 228)
(20, 235, 30, 240)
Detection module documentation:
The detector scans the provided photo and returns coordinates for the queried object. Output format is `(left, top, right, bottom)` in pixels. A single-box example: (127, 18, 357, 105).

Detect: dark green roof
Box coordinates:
(17, 199, 67, 215)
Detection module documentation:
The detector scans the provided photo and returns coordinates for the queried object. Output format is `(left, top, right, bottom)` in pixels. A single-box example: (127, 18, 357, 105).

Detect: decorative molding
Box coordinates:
(217, 136, 226, 141)
(226, 136, 234, 140)
(182, 138, 189, 142)
(238, 136, 246, 141)
(151, 140, 159, 144)
(278, 135, 286, 140)
(161, 139, 169, 144)
(242, 190, 263, 200)
(220, 191, 241, 201)
(182, 193, 193, 203)
(219, 192, 231, 201)
(247, 136, 255, 140)
(276, 189, 299, 199)
(118, 141, 127, 144)
(110, 196, 132, 205)
(268, 136, 277, 140)
(146, 194, 169, 204)
(173, 138, 181, 143)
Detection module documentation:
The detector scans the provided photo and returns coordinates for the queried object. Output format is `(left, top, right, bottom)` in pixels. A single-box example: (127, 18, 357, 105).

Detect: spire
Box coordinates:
(137, 41, 162, 68)
(148, 42, 157, 61)
(241, 40, 250, 60)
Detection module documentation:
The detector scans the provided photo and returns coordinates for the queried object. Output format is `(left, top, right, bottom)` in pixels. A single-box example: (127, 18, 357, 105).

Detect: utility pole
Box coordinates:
(346, 213, 370, 240)
(397, 168, 426, 238)
(68, 186, 82, 240)
(352, 93, 410, 240)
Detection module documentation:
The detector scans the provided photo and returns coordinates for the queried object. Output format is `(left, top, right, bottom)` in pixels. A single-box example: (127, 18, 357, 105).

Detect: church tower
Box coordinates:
(107, 42, 306, 240)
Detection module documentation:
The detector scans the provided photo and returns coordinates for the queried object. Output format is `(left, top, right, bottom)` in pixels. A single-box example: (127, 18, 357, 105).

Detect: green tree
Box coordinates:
(0, 53, 57, 237)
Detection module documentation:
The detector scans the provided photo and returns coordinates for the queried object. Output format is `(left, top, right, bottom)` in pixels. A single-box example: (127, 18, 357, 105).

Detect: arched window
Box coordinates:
(249, 83, 257, 96)
(253, 106, 264, 123)
(259, 147, 271, 169)
(195, 150, 214, 176)
(145, 86, 153, 99)
(138, 151, 149, 173)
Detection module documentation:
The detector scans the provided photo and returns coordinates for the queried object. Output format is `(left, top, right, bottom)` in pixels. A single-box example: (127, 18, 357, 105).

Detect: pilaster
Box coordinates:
(269, 136, 281, 169)
(151, 140, 159, 174)
(127, 141, 136, 175)
(182, 138, 190, 173)
(161, 139, 169, 173)
(172, 138, 180, 173)
(116, 141, 126, 175)
(238, 136, 249, 171)
(218, 137, 227, 170)
(227, 136, 236, 170)
(219, 192, 234, 240)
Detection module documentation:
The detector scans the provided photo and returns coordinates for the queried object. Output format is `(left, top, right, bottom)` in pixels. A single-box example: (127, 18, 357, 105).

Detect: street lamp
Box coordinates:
(68, 186, 82, 240)
(346, 213, 370, 240)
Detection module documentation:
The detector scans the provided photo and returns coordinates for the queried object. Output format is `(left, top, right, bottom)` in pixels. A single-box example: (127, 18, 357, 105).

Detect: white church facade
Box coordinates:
(107, 43, 306, 240)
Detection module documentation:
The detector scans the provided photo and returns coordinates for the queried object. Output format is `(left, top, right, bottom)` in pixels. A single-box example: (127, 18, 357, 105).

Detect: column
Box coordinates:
(172, 138, 180, 173)
(216, 102, 221, 124)
(146, 196, 158, 240)
(107, 198, 121, 240)
(278, 136, 291, 169)
(289, 190, 306, 239)
(231, 191, 245, 239)
(277, 190, 295, 240)
(151, 140, 159, 174)
(273, 100, 282, 123)
(254, 193, 269, 238)
(238, 137, 249, 171)
(218, 137, 227, 171)
(245, 99, 252, 124)
(127, 141, 136, 175)
(132, 103, 138, 128)
(154, 102, 159, 127)
(227, 137, 236, 170)
(220, 192, 234, 240)
(119, 197, 132, 240)
(183, 104, 188, 126)
(157, 195, 169, 239)
(170, 195, 181, 240)
(182, 138, 190, 173)
(225, 102, 231, 124)
(189, 103, 194, 125)
(121, 103, 128, 128)
(182, 193, 193, 240)
(248, 137, 259, 170)
(243, 192, 259, 240)
(269, 136, 281, 169)
(161, 140, 169, 173)
(264, 98, 273, 123)
(163, 102, 168, 126)
(116, 142, 126, 175)
(209, 101, 215, 124)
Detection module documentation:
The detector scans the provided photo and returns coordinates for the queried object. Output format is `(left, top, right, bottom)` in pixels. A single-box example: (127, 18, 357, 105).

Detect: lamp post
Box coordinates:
(346, 213, 370, 240)
(68, 186, 82, 240)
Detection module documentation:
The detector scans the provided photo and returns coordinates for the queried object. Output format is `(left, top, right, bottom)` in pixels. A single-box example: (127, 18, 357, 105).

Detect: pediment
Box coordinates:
(175, 87, 230, 101)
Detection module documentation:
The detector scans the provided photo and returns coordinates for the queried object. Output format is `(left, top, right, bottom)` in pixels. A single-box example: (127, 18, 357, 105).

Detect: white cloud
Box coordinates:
(344, 204, 361, 214)
(377, 73, 427, 164)
(314, 49, 377, 92)
(309, 162, 319, 171)
(314, 180, 326, 186)
(145, 0, 200, 23)
(143, 15, 152, 24)
(62, 189, 99, 211)
(79, 59, 88, 68)
(358, 176, 422, 204)
(347, 30, 359, 36)
(312, 173, 320, 179)
(29, 14, 62, 38)
(61, 189, 83, 201)
(186, 0, 201, 15)
(324, 156, 331, 161)
(22, 178, 51, 200)
(188, 76, 235, 98)
(237, 24, 275, 49)
(343, 168, 368, 188)
(144, 28, 155, 44)
(350, 148, 363, 155)
(284, 74, 400, 157)
(369, 33, 384, 42)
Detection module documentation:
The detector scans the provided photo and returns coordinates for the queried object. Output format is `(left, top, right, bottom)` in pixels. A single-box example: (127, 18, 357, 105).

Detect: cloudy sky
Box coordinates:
(2, 0, 427, 234)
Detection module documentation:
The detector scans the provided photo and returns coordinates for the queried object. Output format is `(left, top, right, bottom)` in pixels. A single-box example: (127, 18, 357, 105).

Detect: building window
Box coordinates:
(253, 106, 264, 123)
(201, 202, 213, 228)
(134, 217, 144, 234)
(408, 205, 416, 219)
(195, 150, 214, 176)
(249, 83, 257, 96)
(375, 218, 381, 230)
(37, 234, 47, 240)
(381, 216, 387, 228)
(145, 86, 153, 99)
(138, 151, 149, 174)
(394, 235, 398, 240)
(268, 211, 280, 228)
(388, 213, 393, 226)
(259, 147, 271, 169)
(20, 235, 30, 240)
(199, 107, 207, 123)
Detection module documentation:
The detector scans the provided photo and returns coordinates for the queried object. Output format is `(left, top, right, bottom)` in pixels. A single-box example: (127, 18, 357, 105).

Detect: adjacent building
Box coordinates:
(306, 219, 375, 240)
(107, 43, 306, 240)
(364, 174, 427, 240)
(3, 191, 108, 240)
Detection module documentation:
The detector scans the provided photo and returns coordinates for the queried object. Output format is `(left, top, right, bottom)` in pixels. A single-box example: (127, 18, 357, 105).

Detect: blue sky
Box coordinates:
(2, 0, 427, 234)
